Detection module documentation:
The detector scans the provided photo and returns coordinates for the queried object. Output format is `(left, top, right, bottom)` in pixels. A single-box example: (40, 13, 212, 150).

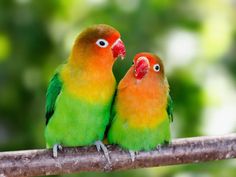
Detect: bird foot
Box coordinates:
(156, 144, 162, 150)
(53, 144, 62, 158)
(95, 140, 111, 164)
(129, 150, 137, 162)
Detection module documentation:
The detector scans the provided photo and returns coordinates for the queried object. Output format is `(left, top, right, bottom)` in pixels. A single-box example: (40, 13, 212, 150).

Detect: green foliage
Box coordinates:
(169, 69, 204, 137)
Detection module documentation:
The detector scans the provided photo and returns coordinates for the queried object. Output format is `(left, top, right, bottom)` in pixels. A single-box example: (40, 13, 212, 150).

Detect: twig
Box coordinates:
(0, 134, 236, 177)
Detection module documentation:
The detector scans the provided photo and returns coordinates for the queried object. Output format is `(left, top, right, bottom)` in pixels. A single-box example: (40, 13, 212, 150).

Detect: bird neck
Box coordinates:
(68, 50, 114, 73)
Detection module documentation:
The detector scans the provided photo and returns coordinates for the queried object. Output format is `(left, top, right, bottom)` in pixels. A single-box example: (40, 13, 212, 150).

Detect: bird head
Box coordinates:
(133, 52, 165, 80)
(70, 24, 126, 65)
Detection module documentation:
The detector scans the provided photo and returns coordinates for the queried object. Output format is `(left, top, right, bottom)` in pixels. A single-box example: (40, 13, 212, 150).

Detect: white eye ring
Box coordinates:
(96, 39, 109, 48)
(153, 64, 160, 72)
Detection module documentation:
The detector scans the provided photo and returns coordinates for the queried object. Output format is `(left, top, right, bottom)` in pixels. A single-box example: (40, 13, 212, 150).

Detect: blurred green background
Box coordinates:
(0, 0, 236, 176)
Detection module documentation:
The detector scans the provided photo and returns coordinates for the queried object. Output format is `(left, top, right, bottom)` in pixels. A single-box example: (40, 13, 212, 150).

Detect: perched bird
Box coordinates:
(44, 24, 126, 161)
(108, 52, 173, 161)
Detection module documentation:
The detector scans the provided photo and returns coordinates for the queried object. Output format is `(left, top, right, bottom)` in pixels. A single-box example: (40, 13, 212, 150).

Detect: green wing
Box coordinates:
(45, 73, 62, 125)
(167, 94, 174, 122)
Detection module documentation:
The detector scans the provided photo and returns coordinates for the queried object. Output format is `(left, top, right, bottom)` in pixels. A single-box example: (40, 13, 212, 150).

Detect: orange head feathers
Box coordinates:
(69, 24, 126, 66)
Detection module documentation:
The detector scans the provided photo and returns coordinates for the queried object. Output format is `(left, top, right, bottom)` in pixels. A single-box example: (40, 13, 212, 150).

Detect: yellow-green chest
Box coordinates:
(61, 64, 116, 104)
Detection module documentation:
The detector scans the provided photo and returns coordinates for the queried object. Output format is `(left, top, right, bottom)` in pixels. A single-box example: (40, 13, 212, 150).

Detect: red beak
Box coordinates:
(112, 39, 126, 59)
(134, 57, 150, 80)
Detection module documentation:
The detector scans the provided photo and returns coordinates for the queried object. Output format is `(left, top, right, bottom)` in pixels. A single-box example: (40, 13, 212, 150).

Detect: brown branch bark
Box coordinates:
(0, 134, 236, 177)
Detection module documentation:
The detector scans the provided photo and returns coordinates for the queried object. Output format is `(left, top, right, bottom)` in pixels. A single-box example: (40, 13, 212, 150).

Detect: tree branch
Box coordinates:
(0, 134, 236, 177)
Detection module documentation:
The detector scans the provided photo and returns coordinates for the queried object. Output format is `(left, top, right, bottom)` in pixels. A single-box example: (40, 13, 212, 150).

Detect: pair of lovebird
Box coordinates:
(44, 24, 173, 162)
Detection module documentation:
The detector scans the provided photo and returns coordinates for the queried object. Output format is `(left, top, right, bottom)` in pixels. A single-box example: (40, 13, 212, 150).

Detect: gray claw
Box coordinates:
(95, 140, 111, 164)
(156, 144, 162, 150)
(129, 150, 136, 162)
(95, 141, 101, 152)
(53, 144, 62, 158)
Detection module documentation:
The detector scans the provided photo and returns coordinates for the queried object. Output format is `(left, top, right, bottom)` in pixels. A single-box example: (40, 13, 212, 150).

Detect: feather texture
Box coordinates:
(45, 73, 62, 125)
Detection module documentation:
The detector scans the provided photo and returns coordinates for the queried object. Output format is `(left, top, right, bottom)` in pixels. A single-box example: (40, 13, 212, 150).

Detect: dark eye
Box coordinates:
(132, 61, 134, 65)
(96, 39, 109, 48)
(153, 64, 160, 72)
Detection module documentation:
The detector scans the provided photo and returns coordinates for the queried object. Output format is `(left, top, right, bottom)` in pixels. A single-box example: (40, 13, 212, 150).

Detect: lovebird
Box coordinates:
(44, 24, 126, 160)
(107, 52, 173, 161)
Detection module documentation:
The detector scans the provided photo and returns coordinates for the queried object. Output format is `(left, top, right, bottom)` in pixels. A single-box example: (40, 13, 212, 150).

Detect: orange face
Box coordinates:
(72, 24, 126, 62)
(133, 52, 165, 80)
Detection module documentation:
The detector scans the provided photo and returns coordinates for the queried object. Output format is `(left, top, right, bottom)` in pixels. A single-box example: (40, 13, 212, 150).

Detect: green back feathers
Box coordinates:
(167, 94, 174, 122)
(45, 73, 62, 125)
